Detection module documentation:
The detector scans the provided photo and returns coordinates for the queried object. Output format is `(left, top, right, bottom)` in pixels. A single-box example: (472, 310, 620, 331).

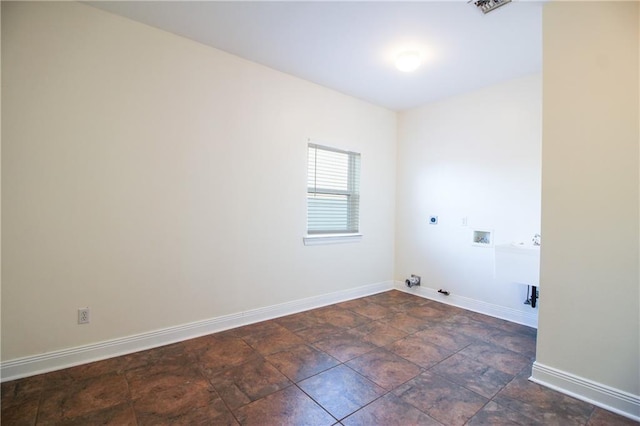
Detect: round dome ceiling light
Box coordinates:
(395, 51, 421, 73)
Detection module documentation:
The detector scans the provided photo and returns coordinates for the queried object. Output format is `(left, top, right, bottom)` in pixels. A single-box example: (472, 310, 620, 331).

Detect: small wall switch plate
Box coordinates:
(429, 216, 438, 225)
(461, 217, 468, 226)
(78, 308, 90, 324)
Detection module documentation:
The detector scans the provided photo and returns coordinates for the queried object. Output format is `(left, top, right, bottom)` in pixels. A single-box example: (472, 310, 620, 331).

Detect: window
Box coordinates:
(306, 143, 361, 239)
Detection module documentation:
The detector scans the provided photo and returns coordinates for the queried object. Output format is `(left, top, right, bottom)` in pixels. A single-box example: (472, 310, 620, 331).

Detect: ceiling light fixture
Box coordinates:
(395, 51, 421, 73)
(470, 0, 512, 14)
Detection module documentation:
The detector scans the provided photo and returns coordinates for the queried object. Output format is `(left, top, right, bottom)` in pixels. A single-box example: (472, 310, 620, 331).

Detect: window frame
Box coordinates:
(304, 142, 362, 245)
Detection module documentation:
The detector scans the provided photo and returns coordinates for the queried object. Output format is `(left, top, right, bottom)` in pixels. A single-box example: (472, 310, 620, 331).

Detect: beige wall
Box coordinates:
(537, 0, 639, 397)
(1, 2, 396, 361)
(4, 3, 639, 414)
(396, 74, 541, 324)
(0, 2, 3, 360)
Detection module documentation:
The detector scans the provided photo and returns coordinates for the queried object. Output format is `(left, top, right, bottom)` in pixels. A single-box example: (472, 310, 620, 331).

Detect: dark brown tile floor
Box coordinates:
(2, 290, 637, 425)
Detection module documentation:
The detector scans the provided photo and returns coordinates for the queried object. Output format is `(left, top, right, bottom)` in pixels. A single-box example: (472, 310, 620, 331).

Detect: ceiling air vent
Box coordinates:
(470, 0, 512, 14)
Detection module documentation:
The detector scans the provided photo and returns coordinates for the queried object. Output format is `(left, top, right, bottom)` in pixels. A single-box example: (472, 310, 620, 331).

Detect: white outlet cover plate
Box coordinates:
(78, 308, 90, 324)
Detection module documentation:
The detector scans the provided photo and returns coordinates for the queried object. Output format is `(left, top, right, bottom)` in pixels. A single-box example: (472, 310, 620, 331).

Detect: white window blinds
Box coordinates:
(307, 143, 361, 235)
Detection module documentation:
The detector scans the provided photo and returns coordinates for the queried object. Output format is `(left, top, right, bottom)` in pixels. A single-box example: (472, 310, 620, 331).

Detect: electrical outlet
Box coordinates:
(78, 308, 90, 324)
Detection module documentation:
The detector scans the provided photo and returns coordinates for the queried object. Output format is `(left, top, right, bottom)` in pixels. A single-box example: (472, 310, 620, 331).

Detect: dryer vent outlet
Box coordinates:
(405, 275, 421, 288)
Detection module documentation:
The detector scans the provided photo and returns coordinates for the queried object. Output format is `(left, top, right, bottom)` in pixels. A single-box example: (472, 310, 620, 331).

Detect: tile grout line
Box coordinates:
(120, 369, 138, 426)
(291, 381, 340, 423)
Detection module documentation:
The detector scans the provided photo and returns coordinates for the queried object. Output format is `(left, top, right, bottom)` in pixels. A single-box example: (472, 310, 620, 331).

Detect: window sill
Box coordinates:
(303, 233, 363, 246)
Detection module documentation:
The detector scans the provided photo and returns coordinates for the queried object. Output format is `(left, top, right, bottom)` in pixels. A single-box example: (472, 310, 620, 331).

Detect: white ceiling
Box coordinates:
(87, 1, 542, 111)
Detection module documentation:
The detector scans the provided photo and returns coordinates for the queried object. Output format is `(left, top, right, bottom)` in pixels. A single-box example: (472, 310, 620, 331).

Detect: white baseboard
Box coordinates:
(1, 281, 393, 382)
(394, 281, 538, 328)
(531, 362, 640, 422)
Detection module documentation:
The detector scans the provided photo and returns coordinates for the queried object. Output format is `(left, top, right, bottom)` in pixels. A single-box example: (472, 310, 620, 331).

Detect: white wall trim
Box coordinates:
(531, 361, 640, 422)
(303, 233, 363, 246)
(393, 281, 538, 328)
(1, 281, 393, 382)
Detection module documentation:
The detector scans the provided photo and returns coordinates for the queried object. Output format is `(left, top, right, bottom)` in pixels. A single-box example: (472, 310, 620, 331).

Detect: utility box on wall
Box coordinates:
(472, 229, 493, 247)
